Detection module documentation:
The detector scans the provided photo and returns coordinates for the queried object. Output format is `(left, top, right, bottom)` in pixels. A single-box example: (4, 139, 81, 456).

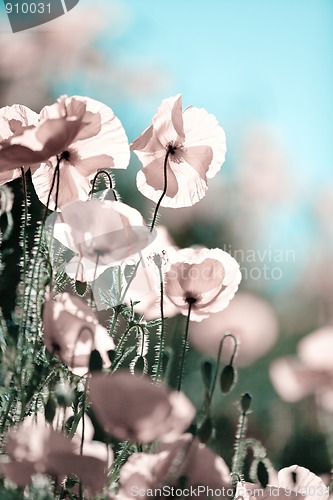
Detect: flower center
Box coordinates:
(59, 147, 80, 165)
(166, 141, 185, 164)
(60, 150, 71, 161)
(185, 295, 197, 305)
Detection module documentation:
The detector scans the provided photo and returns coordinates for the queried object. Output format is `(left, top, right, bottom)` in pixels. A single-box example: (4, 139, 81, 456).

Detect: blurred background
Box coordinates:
(1, 0, 333, 476)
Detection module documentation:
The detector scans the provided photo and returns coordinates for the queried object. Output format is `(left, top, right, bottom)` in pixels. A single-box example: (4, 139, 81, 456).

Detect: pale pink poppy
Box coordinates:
(118, 434, 231, 500)
(56, 407, 113, 466)
(0, 185, 14, 215)
(164, 247, 241, 321)
(88, 371, 195, 443)
(0, 419, 108, 494)
(0, 104, 38, 184)
(131, 94, 226, 208)
(0, 97, 87, 171)
(189, 293, 279, 366)
(31, 95, 130, 209)
(270, 327, 333, 411)
(238, 465, 329, 500)
(43, 293, 115, 376)
(48, 199, 154, 282)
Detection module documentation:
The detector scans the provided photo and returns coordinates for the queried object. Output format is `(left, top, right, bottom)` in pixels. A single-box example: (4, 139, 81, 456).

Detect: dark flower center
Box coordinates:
(60, 150, 71, 161)
(185, 295, 197, 305)
(166, 142, 185, 163)
(167, 143, 178, 155)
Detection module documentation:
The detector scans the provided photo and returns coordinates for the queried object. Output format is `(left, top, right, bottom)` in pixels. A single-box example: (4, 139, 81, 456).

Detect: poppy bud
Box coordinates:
(240, 393, 252, 414)
(201, 359, 214, 390)
(257, 460, 269, 488)
(75, 280, 87, 296)
(89, 349, 103, 372)
(55, 382, 75, 408)
(44, 395, 56, 424)
(220, 364, 236, 394)
(107, 349, 116, 365)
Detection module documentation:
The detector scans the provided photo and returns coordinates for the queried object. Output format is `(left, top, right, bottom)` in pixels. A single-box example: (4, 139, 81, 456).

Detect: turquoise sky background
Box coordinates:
(0, 0, 332, 293)
(101, 0, 333, 189)
(100, 0, 333, 292)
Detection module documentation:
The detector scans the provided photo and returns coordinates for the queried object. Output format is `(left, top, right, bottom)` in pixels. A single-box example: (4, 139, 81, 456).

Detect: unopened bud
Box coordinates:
(75, 280, 87, 296)
(220, 364, 236, 394)
(201, 359, 214, 390)
(240, 393, 252, 414)
(89, 349, 103, 372)
(44, 395, 56, 424)
(257, 460, 269, 488)
(55, 382, 75, 408)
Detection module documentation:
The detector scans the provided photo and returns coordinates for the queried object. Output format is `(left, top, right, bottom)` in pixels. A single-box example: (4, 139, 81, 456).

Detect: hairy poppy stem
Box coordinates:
(154, 264, 165, 383)
(177, 299, 194, 391)
(150, 148, 171, 232)
(91, 169, 118, 201)
(20, 168, 28, 275)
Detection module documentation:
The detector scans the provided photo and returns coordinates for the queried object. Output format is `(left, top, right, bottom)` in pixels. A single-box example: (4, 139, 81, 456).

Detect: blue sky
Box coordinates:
(1, 0, 332, 292)
(108, 0, 333, 187)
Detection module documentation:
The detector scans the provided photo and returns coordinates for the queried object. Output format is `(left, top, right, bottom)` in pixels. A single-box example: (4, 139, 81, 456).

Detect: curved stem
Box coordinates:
(209, 332, 238, 402)
(177, 300, 193, 391)
(150, 149, 171, 233)
(90, 169, 118, 201)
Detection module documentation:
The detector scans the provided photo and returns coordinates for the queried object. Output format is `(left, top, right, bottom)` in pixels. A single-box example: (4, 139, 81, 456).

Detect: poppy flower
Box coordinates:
(131, 94, 226, 208)
(43, 293, 115, 376)
(118, 434, 231, 500)
(164, 247, 242, 321)
(0, 104, 39, 184)
(0, 418, 108, 494)
(88, 371, 195, 443)
(189, 292, 278, 366)
(239, 465, 329, 500)
(270, 326, 333, 412)
(48, 199, 155, 282)
(31, 95, 130, 209)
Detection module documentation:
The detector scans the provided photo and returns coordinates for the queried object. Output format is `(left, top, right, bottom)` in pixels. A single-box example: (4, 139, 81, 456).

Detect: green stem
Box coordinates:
(119, 257, 142, 304)
(154, 265, 165, 383)
(231, 410, 247, 488)
(20, 168, 28, 276)
(177, 301, 193, 392)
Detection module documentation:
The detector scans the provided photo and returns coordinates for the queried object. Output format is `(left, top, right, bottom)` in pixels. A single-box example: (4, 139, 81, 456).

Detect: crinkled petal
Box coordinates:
(31, 161, 92, 210)
(0, 167, 23, 184)
(153, 94, 185, 146)
(278, 465, 329, 500)
(68, 95, 130, 170)
(48, 452, 108, 494)
(0, 104, 38, 139)
(182, 105, 226, 178)
(182, 145, 213, 183)
(138, 156, 179, 198)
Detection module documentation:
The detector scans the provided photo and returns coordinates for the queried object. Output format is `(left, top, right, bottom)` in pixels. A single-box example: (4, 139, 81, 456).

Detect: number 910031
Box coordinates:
(5, 3, 51, 14)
